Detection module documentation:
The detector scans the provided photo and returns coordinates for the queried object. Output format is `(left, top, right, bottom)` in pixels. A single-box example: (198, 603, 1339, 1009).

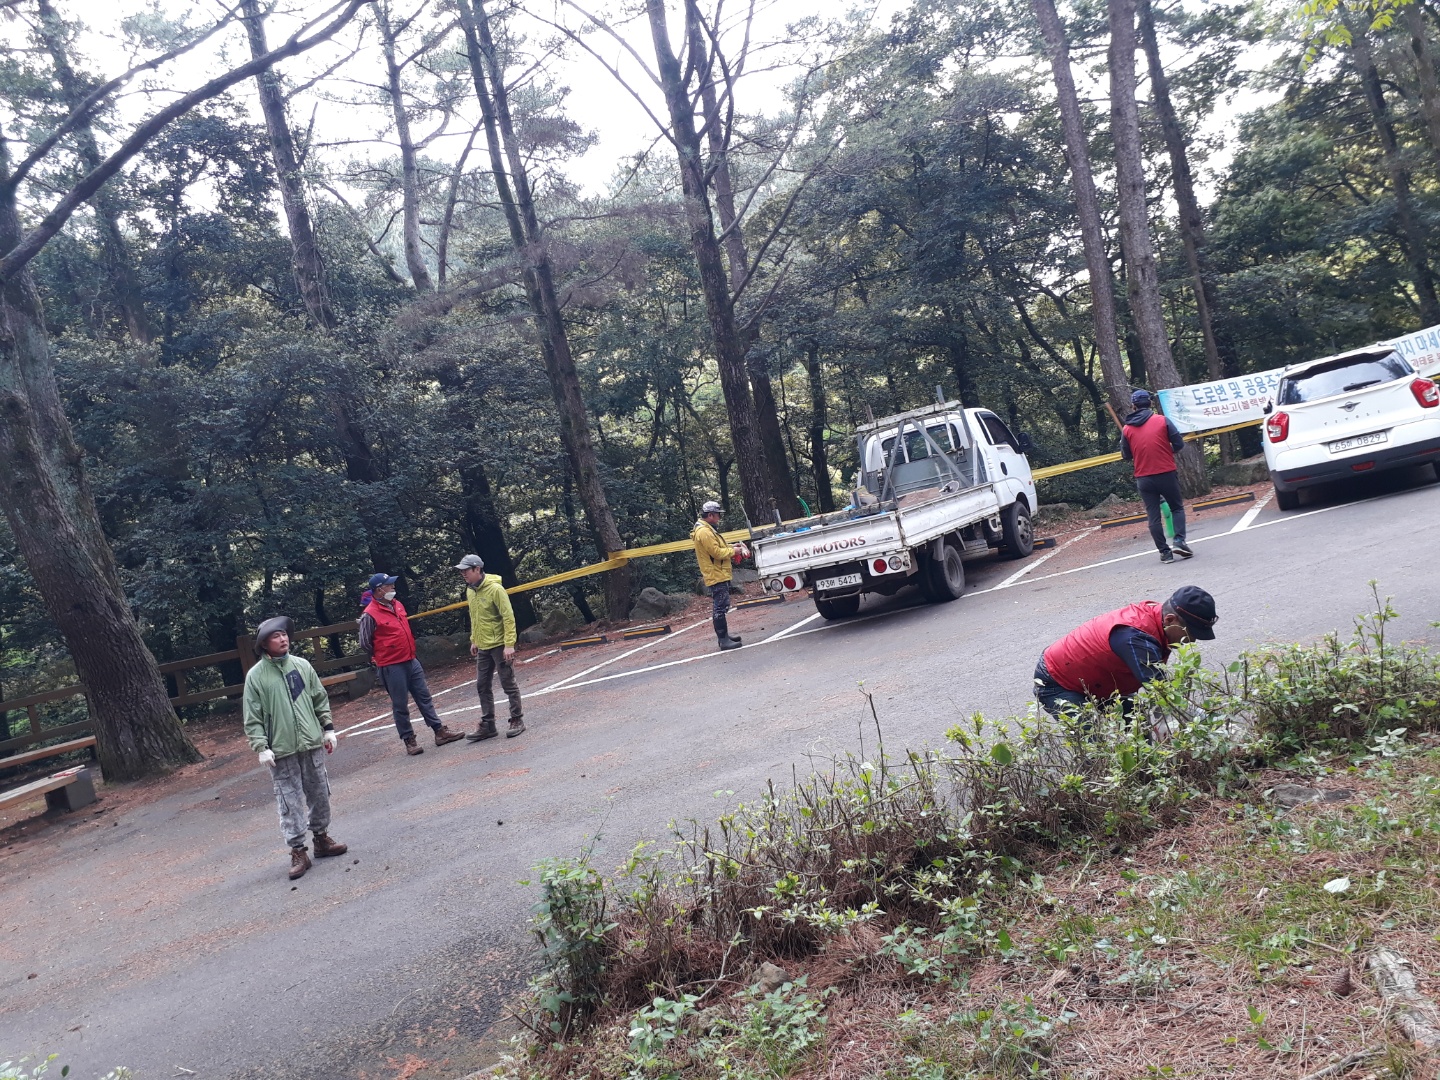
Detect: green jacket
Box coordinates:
(467, 576, 517, 650)
(242, 652, 332, 758)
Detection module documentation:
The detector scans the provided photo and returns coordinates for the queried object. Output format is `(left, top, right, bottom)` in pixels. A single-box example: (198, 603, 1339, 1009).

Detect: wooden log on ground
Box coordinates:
(1368, 946, 1440, 1050)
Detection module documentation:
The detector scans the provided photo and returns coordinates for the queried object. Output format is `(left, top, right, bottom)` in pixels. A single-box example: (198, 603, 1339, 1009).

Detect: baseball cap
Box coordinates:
(1131, 389, 1152, 407)
(367, 572, 398, 590)
(701, 500, 723, 515)
(453, 554, 485, 570)
(1169, 586, 1217, 640)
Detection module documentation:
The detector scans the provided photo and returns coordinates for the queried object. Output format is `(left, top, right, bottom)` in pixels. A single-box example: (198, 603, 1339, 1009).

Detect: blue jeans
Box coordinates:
(1033, 655, 1089, 718)
(377, 658, 442, 740)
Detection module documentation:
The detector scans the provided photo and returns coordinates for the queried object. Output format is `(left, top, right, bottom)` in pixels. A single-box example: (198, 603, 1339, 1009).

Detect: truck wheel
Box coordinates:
(1274, 484, 1300, 511)
(815, 594, 861, 620)
(925, 540, 965, 602)
(1002, 501, 1034, 559)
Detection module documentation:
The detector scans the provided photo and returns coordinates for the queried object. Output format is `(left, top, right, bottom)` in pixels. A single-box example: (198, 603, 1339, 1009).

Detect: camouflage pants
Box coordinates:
(270, 747, 332, 850)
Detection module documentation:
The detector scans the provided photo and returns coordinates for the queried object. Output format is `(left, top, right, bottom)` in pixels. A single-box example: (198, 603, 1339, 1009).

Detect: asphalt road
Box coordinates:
(5, 465, 1440, 1080)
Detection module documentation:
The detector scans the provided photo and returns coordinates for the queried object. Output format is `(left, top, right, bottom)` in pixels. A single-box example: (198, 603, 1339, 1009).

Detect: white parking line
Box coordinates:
(760, 611, 822, 642)
(336, 679, 468, 736)
(538, 617, 710, 693)
(992, 527, 1100, 590)
(1229, 491, 1273, 532)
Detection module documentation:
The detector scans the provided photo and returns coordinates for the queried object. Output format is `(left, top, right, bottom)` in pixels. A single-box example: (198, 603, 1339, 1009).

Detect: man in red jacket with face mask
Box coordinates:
(1033, 586, 1218, 718)
(1120, 389, 1193, 563)
(358, 573, 466, 756)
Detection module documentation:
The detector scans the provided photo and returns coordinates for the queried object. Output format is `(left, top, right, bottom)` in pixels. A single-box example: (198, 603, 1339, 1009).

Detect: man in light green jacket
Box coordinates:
(455, 554, 524, 742)
(243, 616, 348, 881)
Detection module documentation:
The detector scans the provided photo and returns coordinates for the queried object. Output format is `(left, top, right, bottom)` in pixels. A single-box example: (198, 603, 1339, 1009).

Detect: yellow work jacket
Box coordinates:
(691, 519, 734, 587)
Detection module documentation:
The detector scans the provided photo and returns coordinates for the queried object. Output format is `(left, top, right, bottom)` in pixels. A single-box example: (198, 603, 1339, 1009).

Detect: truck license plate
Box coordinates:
(1329, 430, 1387, 453)
(815, 573, 862, 591)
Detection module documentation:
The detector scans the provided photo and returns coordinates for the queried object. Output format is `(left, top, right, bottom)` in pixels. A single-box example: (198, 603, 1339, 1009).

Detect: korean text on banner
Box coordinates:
(1156, 369, 1283, 434)
(1386, 323, 1440, 377)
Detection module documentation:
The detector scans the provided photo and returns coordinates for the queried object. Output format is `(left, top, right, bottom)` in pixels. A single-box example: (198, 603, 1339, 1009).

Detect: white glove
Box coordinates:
(323, 730, 338, 752)
(258, 749, 276, 768)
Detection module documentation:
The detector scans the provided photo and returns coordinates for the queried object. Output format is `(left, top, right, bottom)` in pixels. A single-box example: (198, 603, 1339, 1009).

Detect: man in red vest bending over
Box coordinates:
(1033, 586, 1218, 718)
(358, 572, 466, 756)
(1120, 389, 1193, 563)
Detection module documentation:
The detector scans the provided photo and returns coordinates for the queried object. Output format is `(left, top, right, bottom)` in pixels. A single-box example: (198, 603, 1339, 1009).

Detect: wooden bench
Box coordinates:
(0, 766, 96, 819)
(0, 735, 98, 771)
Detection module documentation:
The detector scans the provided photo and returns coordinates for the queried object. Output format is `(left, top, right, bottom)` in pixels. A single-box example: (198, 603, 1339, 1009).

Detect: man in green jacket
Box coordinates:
(455, 554, 525, 742)
(243, 616, 348, 881)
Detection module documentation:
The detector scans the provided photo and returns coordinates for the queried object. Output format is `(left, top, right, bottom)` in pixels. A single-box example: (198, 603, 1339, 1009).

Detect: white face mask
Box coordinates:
(381, 589, 397, 602)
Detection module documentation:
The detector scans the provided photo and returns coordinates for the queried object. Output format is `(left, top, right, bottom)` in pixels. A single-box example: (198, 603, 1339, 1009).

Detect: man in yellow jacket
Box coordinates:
(455, 554, 525, 741)
(692, 500, 746, 652)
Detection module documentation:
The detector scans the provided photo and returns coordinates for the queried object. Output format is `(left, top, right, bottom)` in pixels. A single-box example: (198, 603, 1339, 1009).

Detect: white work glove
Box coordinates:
(323, 730, 338, 753)
(258, 748, 276, 768)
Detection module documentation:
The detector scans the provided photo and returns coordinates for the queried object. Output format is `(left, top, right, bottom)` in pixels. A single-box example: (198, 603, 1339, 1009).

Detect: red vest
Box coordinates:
(366, 598, 416, 666)
(1042, 600, 1170, 699)
(1121, 414, 1177, 477)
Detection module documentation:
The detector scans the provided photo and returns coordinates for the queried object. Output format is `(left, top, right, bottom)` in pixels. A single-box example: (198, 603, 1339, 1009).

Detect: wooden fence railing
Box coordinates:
(0, 620, 369, 758)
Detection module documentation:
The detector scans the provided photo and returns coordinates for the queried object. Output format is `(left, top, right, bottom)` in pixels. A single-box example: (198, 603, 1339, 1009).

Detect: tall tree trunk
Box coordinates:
(1403, 2, 1440, 178)
(1347, 10, 1440, 325)
(376, 0, 434, 293)
(1107, 0, 1209, 495)
(457, 0, 632, 617)
(240, 0, 336, 330)
(804, 344, 834, 512)
(457, 456, 536, 629)
(690, 11, 800, 519)
(0, 149, 199, 780)
(1137, 0, 1236, 461)
(644, 0, 773, 523)
(33, 0, 152, 343)
(1032, 0, 1131, 418)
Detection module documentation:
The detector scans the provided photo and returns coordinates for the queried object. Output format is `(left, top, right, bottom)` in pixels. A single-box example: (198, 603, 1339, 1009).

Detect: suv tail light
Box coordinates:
(1266, 411, 1289, 442)
(1413, 377, 1439, 409)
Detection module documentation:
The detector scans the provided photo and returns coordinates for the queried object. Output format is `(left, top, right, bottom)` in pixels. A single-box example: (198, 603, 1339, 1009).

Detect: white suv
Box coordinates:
(1263, 346, 1440, 510)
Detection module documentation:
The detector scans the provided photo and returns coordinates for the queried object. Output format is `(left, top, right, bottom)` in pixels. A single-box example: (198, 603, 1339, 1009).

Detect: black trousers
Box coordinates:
(1135, 470, 1187, 553)
(377, 659, 442, 740)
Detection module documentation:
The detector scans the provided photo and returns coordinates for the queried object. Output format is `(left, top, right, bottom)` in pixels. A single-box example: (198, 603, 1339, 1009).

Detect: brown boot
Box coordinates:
(433, 724, 465, 747)
(312, 832, 348, 858)
(403, 735, 424, 755)
(465, 718, 498, 743)
(506, 718, 526, 739)
(289, 846, 311, 880)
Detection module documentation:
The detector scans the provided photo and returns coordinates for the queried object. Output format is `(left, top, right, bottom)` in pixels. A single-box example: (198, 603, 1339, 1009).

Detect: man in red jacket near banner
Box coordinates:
(358, 572, 466, 756)
(1120, 389, 1194, 563)
(1033, 585, 1218, 719)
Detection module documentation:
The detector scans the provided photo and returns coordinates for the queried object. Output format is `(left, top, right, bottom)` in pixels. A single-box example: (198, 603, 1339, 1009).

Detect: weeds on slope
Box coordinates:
(502, 590, 1440, 1078)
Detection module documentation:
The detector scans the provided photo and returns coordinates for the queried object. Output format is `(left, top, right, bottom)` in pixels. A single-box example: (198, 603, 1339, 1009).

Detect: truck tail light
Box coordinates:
(887, 556, 905, 571)
(872, 558, 887, 575)
(1266, 411, 1289, 442)
(782, 574, 800, 592)
(1413, 377, 1439, 408)
(766, 578, 783, 594)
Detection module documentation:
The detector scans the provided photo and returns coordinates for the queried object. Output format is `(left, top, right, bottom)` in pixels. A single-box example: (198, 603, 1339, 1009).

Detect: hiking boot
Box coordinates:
(312, 832, 348, 858)
(466, 718, 498, 742)
(403, 735, 424, 755)
(1159, 550, 1175, 563)
(1170, 538, 1194, 559)
(506, 718, 526, 739)
(433, 724, 465, 747)
(289, 846, 311, 880)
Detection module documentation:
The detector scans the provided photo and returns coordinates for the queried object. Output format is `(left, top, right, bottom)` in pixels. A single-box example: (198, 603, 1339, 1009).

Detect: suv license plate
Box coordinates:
(1329, 430, 1387, 453)
(815, 573, 862, 591)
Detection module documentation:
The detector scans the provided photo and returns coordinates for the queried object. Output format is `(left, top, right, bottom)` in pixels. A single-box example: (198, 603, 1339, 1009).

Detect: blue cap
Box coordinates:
(367, 572, 398, 590)
(1131, 389, 1152, 407)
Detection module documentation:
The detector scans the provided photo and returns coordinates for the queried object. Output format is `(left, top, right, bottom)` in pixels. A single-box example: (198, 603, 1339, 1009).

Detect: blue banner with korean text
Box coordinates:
(1385, 323, 1440, 377)
(1156, 369, 1283, 434)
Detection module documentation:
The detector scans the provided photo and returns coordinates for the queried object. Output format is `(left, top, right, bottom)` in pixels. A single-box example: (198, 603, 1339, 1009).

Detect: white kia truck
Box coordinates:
(1262, 345, 1440, 510)
(751, 400, 1038, 619)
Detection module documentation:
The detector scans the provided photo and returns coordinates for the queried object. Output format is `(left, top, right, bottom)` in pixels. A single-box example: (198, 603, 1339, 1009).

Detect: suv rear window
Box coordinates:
(1277, 350, 1411, 404)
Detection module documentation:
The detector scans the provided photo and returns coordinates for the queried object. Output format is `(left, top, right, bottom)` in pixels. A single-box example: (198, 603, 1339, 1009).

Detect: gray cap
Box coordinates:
(254, 616, 293, 651)
(453, 554, 485, 570)
(701, 500, 723, 515)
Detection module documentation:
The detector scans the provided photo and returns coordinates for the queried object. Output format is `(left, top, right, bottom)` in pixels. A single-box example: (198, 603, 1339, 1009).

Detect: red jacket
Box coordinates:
(1120, 412, 1180, 477)
(361, 598, 416, 667)
(1042, 600, 1170, 699)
